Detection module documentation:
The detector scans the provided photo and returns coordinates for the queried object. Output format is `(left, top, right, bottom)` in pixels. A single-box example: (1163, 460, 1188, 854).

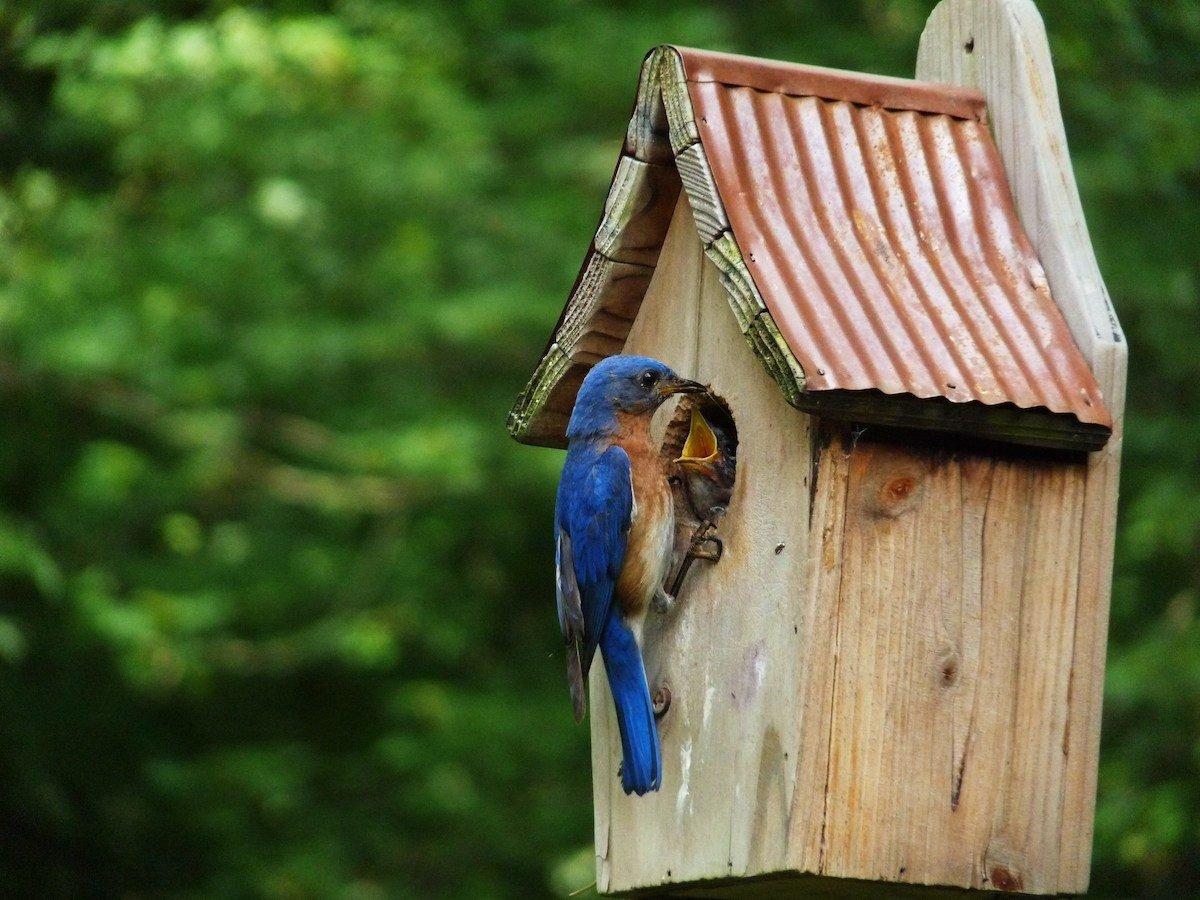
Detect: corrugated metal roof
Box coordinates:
(506, 47, 1113, 451)
(676, 47, 1111, 429)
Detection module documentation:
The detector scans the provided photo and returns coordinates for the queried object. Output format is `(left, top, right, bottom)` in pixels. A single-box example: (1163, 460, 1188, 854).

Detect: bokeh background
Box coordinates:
(0, 1, 1195, 896)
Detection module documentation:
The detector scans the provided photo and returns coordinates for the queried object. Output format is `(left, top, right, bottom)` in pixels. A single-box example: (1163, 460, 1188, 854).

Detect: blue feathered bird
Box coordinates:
(554, 355, 705, 796)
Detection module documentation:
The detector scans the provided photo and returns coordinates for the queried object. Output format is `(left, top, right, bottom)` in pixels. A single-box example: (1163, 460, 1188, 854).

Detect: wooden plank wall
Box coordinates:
(787, 430, 1090, 894)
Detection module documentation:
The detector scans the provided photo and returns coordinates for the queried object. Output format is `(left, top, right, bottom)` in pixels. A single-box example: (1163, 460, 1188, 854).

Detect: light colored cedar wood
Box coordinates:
(594, 194, 817, 895)
(787, 431, 1089, 894)
(601, 422, 1099, 897)
(918, 2, 1126, 889)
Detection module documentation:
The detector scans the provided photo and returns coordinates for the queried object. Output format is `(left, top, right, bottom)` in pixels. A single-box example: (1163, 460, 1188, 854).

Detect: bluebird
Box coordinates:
(555, 355, 705, 795)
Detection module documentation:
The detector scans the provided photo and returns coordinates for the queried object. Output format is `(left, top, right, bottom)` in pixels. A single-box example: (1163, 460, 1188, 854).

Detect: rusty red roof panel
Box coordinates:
(676, 48, 1112, 429)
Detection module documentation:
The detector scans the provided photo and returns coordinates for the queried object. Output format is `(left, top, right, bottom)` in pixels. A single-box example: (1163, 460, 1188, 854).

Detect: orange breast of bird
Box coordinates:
(612, 412, 675, 618)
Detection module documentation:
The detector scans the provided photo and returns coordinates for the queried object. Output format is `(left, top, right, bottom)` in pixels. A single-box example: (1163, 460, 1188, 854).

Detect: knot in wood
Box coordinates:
(989, 865, 1023, 892)
(882, 475, 917, 504)
(652, 685, 672, 718)
(938, 648, 960, 686)
(867, 470, 923, 517)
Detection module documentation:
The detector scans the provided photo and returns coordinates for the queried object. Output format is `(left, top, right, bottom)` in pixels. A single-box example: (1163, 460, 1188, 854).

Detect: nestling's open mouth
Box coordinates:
(675, 407, 719, 465)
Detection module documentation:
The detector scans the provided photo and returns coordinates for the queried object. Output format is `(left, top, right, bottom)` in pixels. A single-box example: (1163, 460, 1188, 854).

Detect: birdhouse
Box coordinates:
(507, 0, 1125, 895)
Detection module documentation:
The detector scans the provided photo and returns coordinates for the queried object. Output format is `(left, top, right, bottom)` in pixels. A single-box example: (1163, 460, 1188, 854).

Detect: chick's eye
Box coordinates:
(639, 370, 658, 388)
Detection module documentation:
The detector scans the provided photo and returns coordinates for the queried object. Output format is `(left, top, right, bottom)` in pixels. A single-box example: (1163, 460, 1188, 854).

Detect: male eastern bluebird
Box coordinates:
(554, 355, 705, 795)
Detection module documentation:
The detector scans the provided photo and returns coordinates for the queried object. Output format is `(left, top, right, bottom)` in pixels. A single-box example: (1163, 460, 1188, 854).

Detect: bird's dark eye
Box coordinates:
(639, 370, 658, 389)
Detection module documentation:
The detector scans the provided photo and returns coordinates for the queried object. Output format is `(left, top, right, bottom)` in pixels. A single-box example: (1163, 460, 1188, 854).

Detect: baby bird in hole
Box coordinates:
(660, 405, 736, 604)
(676, 405, 736, 523)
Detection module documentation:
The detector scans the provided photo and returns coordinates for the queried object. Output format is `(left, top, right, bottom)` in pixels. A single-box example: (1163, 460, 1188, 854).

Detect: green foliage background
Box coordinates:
(0, 1, 1194, 896)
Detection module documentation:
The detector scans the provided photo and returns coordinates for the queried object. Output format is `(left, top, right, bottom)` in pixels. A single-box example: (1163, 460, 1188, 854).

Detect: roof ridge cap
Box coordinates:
(662, 45, 986, 121)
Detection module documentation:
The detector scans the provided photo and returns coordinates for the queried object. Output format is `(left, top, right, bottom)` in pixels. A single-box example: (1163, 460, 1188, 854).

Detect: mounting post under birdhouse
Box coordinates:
(507, 0, 1125, 895)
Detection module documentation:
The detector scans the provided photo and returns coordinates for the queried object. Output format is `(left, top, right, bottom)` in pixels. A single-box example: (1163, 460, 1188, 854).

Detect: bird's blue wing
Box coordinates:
(555, 446, 632, 719)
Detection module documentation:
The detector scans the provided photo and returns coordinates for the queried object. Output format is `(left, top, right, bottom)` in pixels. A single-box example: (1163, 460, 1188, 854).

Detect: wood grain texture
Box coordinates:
(787, 431, 1090, 894)
(918, 2, 1126, 889)
(595, 157, 681, 268)
(604, 422, 1104, 897)
(625, 47, 673, 164)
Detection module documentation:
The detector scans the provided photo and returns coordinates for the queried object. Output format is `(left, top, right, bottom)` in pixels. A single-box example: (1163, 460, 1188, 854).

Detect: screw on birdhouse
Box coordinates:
(774, 543, 785, 555)
(652, 685, 672, 718)
(964, 36, 975, 53)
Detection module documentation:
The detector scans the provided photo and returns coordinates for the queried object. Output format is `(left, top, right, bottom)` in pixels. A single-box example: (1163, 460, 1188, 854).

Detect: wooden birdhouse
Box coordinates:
(507, 1, 1125, 895)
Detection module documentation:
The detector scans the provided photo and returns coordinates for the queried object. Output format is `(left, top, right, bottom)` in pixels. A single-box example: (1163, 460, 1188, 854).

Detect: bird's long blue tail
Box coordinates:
(600, 613, 661, 795)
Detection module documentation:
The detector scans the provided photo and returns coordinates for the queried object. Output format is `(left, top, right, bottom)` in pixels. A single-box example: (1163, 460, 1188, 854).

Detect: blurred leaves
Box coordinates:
(0, 0, 1194, 897)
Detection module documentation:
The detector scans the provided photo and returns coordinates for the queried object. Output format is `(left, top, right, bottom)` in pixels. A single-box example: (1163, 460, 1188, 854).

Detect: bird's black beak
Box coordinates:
(660, 377, 707, 398)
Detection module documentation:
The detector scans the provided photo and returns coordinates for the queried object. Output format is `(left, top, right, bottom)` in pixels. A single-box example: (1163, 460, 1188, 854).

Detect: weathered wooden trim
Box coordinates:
(595, 157, 681, 267)
(625, 47, 673, 164)
(674, 144, 728, 246)
(508, 251, 653, 449)
(505, 343, 569, 446)
(704, 233, 807, 408)
(658, 48, 700, 153)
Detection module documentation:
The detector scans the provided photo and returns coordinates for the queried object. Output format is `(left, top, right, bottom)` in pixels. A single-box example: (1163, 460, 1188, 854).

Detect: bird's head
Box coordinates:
(567, 355, 706, 440)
